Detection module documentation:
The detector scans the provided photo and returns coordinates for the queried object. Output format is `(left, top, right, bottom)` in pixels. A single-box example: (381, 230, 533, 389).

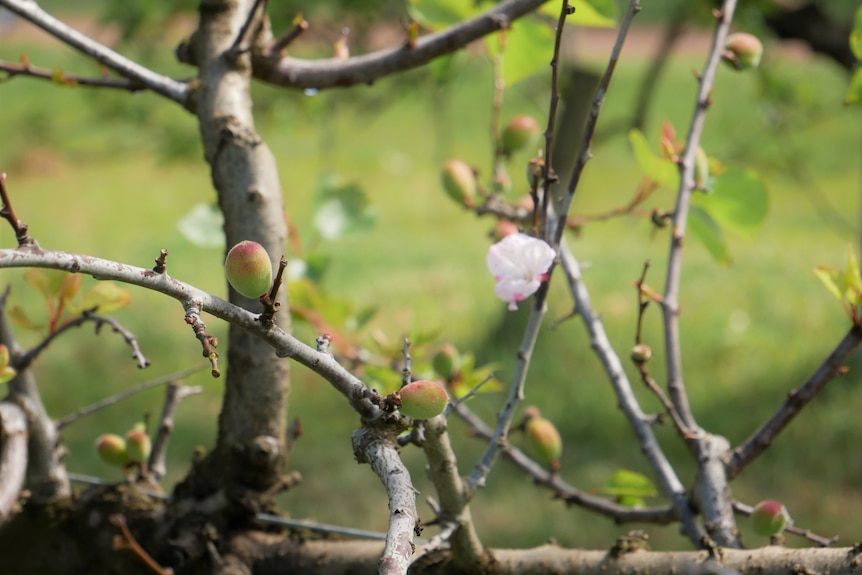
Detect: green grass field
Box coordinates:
(0, 16, 860, 552)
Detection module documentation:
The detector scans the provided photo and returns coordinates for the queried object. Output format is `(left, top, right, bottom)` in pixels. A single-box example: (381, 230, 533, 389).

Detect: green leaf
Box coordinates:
(694, 167, 768, 236)
(628, 129, 679, 190)
(599, 469, 657, 498)
(75, 282, 132, 314)
(312, 174, 376, 240)
(814, 265, 844, 303)
(844, 247, 862, 307)
(850, 6, 862, 61)
(177, 202, 224, 249)
(407, 0, 479, 30)
(8, 305, 43, 331)
(363, 364, 404, 395)
(58, 274, 83, 306)
(541, 0, 616, 27)
(688, 205, 730, 264)
(494, 18, 556, 85)
(448, 352, 503, 398)
(845, 67, 862, 106)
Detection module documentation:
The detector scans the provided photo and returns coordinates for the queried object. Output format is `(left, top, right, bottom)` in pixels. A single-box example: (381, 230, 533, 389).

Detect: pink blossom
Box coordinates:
(486, 233, 555, 310)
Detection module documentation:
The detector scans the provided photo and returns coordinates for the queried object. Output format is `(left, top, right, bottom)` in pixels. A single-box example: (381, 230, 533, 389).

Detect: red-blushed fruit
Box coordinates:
(751, 500, 791, 536)
(432, 344, 461, 380)
(501, 115, 541, 155)
(723, 33, 763, 70)
(125, 429, 152, 464)
(225, 240, 273, 298)
(523, 407, 562, 467)
(494, 219, 519, 240)
(441, 159, 476, 206)
(399, 380, 448, 419)
(96, 434, 128, 467)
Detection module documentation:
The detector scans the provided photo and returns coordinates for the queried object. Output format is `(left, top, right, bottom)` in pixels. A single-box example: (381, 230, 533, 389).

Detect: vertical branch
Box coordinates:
(659, 0, 741, 548)
(0, 292, 69, 503)
(0, 401, 27, 522)
(148, 382, 203, 483)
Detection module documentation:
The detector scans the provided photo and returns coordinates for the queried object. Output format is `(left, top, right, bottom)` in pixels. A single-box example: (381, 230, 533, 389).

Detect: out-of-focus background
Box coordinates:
(1, 0, 860, 551)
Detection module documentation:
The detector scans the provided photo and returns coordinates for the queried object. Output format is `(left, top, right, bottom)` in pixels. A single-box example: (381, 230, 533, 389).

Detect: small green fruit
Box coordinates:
(399, 380, 448, 420)
(125, 429, 152, 464)
(631, 343, 653, 364)
(501, 115, 541, 155)
(96, 434, 128, 467)
(723, 33, 762, 70)
(751, 500, 791, 536)
(694, 146, 709, 188)
(225, 240, 273, 299)
(523, 407, 562, 466)
(432, 344, 461, 380)
(441, 159, 476, 206)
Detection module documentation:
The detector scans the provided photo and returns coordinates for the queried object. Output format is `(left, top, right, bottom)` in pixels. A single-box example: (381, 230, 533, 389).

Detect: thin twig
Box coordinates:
(266, 14, 309, 56)
(0, 0, 188, 104)
(400, 338, 412, 388)
(184, 302, 220, 378)
(55, 365, 208, 429)
(732, 501, 839, 547)
(0, 173, 35, 247)
(110, 513, 174, 575)
(15, 310, 150, 371)
(148, 382, 203, 483)
(726, 325, 862, 479)
(0, 60, 147, 92)
(229, 0, 267, 55)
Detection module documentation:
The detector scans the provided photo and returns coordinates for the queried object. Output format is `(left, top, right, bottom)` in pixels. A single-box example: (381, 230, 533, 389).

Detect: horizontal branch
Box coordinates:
(251, 0, 548, 89)
(0, 60, 147, 92)
(0, 246, 380, 419)
(0, 0, 188, 104)
(726, 325, 862, 479)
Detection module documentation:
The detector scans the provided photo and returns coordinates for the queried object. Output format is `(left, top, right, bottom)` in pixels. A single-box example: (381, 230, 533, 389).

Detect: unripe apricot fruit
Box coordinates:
(441, 159, 476, 206)
(125, 429, 152, 464)
(399, 380, 448, 420)
(751, 500, 790, 536)
(524, 407, 562, 465)
(225, 240, 273, 299)
(501, 115, 541, 155)
(723, 33, 762, 70)
(432, 344, 461, 380)
(96, 433, 128, 467)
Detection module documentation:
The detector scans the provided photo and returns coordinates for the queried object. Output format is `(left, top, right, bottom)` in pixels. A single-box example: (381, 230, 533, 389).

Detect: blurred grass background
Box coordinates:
(1, 1, 861, 553)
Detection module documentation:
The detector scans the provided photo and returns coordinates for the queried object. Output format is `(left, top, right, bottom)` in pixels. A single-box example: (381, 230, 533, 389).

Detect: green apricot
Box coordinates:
(399, 380, 448, 420)
(225, 240, 273, 299)
(96, 433, 128, 467)
(441, 159, 476, 206)
(125, 429, 152, 464)
(501, 115, 541, 155)
(751, 500, 790, 536)
(524, 407, 562, 465)
(723, 33, 763, 70)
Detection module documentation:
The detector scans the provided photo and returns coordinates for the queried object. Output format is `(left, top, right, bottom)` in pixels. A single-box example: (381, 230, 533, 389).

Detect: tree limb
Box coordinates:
(250, 0, 549, 90)
(0, 401, 27, 523)
(0, 0, 189, 105)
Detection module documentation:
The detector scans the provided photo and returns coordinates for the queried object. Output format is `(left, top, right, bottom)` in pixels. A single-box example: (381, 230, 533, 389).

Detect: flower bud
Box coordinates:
(398, 380, 448, 420)
(225, 240, 273, 299)
(631, 343, 653, 364)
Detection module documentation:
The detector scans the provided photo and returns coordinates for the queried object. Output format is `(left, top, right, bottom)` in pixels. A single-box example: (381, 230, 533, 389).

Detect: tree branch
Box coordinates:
(0, 289, 69, 503)
(148, 381, 202, 483)
(659, 0, 741, 548)
(0, 401, 27, 523)
(0, 0, 189, 105)
(0, 60, 149, 92)
(250, 0, 549, 90)
(352, 428, 418, 575)
(726, 325, 862, 479)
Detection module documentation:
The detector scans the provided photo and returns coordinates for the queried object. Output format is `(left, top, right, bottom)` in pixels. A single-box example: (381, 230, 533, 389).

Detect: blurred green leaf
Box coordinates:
(541, 0, 616, 27)
(363, 364, 403, 395)
(303, 252, 332, 283)
(407, 0, 479, 30)
(58, 274, 82, 306)
(688, 205, 730, 264)
(850, 6, 862, 61)
(598, 469, 657, 498)
(312, 174, 376, 240)
(845, 67, 862, 105)
(75, 282, 133, 315)
(486, 18, 556, 85)
(628, 129, 679, 190)
(694, 167, 768, 237)
(8, 305, 43, 331)
(447, 352, 503, 398)
(814, 265, 844, 303)
(845, 247, 862, 307)
(177, 202, 224, 249)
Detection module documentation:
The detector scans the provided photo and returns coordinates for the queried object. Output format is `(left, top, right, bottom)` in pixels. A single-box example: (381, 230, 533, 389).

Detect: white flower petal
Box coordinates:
(486, 233, 555, 310)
